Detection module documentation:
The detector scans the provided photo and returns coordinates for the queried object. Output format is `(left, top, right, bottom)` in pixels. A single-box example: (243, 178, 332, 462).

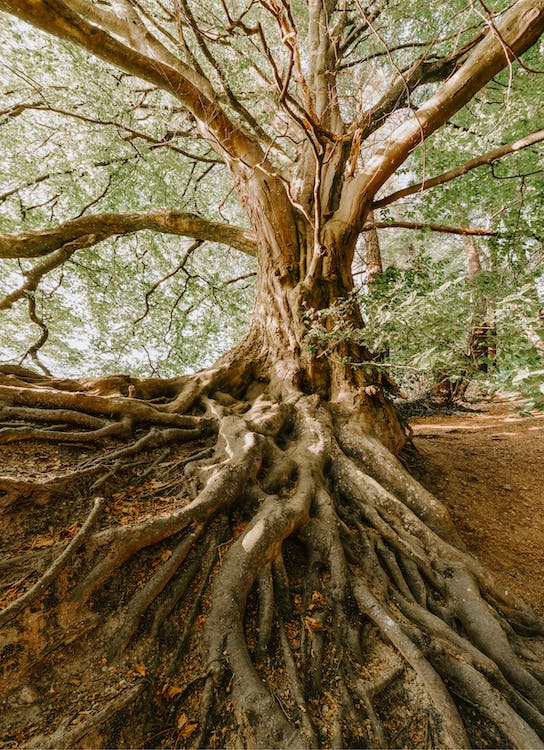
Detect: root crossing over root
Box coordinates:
(1, 376, 544, 750)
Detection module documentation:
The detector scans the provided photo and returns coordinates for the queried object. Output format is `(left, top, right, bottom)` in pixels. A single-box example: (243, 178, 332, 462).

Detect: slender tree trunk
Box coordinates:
(363, 211, 384, 295)
(432, 236, 497, 403)
(464, 235, 496, 375)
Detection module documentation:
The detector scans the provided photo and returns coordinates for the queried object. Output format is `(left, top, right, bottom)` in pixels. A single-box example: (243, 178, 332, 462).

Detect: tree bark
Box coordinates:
(463, 236, 497, 375)
(432, 236, 497, 403)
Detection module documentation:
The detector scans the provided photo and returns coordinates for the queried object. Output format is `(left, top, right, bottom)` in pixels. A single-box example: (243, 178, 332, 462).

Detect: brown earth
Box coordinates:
(2, 397, 541, 623)
(1, 396, 543, 747)
(410, 396, 544, 617)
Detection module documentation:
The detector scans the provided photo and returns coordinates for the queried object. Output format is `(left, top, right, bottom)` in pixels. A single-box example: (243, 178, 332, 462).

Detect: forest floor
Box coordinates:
(1, 394, 544, 748)
(409, 395, 544, 617)
(2, 395, 542, 622)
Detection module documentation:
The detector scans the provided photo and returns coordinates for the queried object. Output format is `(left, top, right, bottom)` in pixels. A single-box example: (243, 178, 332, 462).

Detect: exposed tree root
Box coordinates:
(1, 370, 543, 749)
(0, 496, 105, 629)
(24, 683, 146, 750)
(109, 523, 206, 659)
(0, 466, 104, 508)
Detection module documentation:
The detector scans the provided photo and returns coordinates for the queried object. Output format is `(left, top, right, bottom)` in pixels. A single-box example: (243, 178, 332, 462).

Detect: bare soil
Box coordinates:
(410, 396, 544, 616)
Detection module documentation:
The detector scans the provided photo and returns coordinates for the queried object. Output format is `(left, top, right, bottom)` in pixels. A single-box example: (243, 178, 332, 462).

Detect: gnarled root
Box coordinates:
(0, 371, 543, 749)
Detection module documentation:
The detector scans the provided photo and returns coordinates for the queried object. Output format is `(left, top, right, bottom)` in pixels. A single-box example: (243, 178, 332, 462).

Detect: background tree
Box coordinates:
(1, 1, 544, 748)
(366, 57, 544, 405)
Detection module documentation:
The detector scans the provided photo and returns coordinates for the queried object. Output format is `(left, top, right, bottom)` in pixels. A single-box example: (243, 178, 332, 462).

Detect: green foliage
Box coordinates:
(0, 13, 254, 376)
(492, 282, 544, 410)
(0, 1, 542, 386)
(304, 251, 475, 392)
(0, 236, 255, 377)
(360, 256, 470, 386)
(305, 239, 544, 408)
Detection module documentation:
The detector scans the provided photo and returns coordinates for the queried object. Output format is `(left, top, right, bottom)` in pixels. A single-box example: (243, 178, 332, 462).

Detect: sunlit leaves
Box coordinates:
(0, 0, 542, 381)
(0, 8, 254, 375)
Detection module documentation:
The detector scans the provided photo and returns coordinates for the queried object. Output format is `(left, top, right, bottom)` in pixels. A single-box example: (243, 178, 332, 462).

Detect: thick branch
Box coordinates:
(0, 209, 256, 260)
(363, 221, 497, 236)
(56, 0, 215, 100)
(356, 55, 460, 140)
(174, 0, 275, 150)
(374, 128, 544, 208)
(0, 0, 265, 166)
(331, 0, 544, 233)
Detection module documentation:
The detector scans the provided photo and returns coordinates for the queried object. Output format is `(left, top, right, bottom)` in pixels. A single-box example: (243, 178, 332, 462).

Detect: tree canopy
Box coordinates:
(0, 0, 542, 383)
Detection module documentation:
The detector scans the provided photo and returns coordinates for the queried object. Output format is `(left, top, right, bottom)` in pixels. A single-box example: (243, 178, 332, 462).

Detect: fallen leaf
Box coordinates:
(31, 537, 56, 549)
(168, 685, 183, 699)
(181, 722, 198, 740)
(161, 549, 173, 562)
(132, 663, 147, 677)
(304, 616, 325, 633)
(177, 713, 198, 738)
(308, 590, 326, 610)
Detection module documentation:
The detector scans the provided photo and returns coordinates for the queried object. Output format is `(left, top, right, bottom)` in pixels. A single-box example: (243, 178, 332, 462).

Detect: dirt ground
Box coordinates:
(410, 396, 544, 616)
(1, 396, 544, 748)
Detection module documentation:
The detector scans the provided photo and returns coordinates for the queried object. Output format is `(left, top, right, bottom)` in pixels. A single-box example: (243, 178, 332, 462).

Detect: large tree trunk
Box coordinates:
(2, 208, 544, 749)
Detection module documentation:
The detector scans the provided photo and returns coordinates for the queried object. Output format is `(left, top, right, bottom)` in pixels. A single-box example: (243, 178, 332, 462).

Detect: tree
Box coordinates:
(1, 1, 544, 747)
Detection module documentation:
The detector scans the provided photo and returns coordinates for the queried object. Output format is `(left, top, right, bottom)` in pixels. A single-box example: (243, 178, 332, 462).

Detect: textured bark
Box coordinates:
(0, 210, 256, 260)
(463, 236, 497, 374)
(432, 237, 496, 403)
(363, 212, 383, 295)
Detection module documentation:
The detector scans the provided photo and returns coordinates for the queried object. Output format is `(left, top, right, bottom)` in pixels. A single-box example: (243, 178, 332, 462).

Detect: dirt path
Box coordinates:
(410, 398, 544, 616)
